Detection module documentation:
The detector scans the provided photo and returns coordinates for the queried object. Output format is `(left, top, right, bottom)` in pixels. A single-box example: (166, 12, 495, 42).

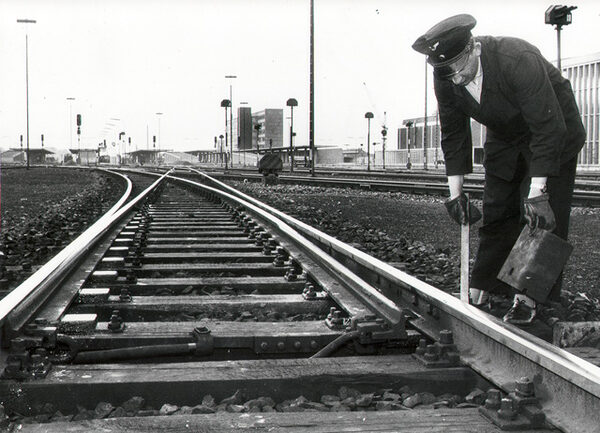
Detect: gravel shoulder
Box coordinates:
(229, 181, 600, 304)
(0, 167, 125, 291)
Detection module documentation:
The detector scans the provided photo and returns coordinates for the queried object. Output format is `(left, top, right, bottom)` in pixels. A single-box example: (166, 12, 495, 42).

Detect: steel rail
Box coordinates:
(184, 168, 600, 433)
(209, 171, 600, 206)
(0, 170, 171, 333)
(166, 173, 404, 327)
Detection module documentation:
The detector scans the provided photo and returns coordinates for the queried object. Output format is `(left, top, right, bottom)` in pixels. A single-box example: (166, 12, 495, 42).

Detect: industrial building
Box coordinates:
(232, 107, 283, 152)
(252, 109, 283, 150)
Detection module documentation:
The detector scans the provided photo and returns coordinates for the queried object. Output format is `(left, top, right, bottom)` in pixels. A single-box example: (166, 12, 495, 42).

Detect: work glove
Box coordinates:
(523, 193, 556, 232)
(444, 193, 482, 225)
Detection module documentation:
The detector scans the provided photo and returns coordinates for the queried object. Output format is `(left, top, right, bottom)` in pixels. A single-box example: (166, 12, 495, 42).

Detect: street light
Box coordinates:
(381, 123, 388, 170)
(254, 123, 262, 152)
(156, 112, 163, 164)
(17, 18, 37, 170)
(220, 99, 231, 169)
(77, 114, 82, 164)
(404, 120, 414, 169)
(66, 97, 75, 150)
(119, 131, 126, 166)
(286, 98, 298, 173)
(219, 134, 225, 167)
(225, 75, 237, 166)
(364, 112, 374, 171)
(545, 5, 577, 71)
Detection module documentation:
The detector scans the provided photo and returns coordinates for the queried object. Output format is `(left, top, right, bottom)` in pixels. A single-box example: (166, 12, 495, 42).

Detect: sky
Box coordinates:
(1, 0, 599, 154)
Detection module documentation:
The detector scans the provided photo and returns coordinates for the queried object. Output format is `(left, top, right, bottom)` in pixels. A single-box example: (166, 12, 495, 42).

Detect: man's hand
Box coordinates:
(445, 193, 482, 225)
(523, 193, 556, 231)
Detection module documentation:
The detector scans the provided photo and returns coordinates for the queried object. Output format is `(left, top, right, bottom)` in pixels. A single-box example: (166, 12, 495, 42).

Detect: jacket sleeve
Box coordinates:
(507, 51, 567, 176)
(434, 79, 473, 176)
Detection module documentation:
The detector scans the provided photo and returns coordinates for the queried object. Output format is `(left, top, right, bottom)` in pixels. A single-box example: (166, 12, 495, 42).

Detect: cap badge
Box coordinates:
(430, 41, 440, 52)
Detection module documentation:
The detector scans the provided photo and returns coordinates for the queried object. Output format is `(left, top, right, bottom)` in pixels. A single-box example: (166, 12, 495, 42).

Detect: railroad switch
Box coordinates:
(479, 377, 546, 430)
(412, 330, 460, 367)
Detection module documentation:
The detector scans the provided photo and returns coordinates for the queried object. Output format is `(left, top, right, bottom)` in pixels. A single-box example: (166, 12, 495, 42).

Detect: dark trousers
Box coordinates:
(470, 154, 577, 302)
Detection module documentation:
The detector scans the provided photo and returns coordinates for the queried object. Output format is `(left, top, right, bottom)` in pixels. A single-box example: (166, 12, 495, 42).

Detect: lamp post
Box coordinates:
(238, 101, 249, 166)
(119, 132, 125, 166)
(156, 112, 163, 164)
(364, 112, 374, 171)
(66, 97, 75, 150)
(219, 134, 225, 167)
(254, 123, 262, 152)
(381, 124, 388, 170)
(404, 120, 413, 169)
(286, 98, 298, 173)
(225, 75, 237, 166)
(17, 18, 36, 170)
(545, 5, 577, 71)
(220, 99, 231, 169)
(77, 114, 82, 164)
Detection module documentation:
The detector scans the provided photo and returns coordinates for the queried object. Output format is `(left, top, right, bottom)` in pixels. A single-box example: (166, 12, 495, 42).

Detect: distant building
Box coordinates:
(233, 107, 283, 152)
(161, 152, 198, 165)
(129, 150, 159, 165)
(70, 149, 98, 165)
(1, 150, 25, 164)
(252, 109, 283, 150)
(233, 107, 253, 151)
(562, 52, 600, 168)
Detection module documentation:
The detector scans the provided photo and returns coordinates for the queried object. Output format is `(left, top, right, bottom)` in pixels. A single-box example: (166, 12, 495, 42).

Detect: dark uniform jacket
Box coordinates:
(434, 36, 585, 181)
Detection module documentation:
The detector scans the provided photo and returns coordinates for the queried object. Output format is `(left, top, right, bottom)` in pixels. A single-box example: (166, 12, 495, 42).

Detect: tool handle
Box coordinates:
(460, 204, 470, 303)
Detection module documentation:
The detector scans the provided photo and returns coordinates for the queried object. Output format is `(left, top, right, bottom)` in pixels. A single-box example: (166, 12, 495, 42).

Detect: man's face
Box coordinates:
(443, 42, 481, 86)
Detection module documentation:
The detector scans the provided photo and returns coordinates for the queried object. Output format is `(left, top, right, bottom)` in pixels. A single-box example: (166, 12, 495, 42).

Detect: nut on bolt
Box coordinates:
(515, 377, 535, 397)
(108, 310, 125, 333)
(119, 288, 132, 302)
(303, 283, 316, 299)
(497, 398, 516, 420)
(439, 330, 454, 345)
(485, 389, 502, 410)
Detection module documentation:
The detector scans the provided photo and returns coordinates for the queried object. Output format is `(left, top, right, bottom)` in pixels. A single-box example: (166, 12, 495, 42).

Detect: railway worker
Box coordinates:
(411, 14, 585, 325)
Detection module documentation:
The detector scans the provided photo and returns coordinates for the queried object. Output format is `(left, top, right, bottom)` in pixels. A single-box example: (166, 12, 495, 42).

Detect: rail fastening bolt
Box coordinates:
(484, 389, 502, 410)
(439, 330, 454, 345)
(497, 398, 517, 420)
(416, 338, 427, 355)
(516, 377, 535, 397)
(423, 344, 439, 362)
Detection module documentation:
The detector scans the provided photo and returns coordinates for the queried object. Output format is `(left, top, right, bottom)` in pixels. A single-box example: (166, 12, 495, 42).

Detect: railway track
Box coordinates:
(206, 168, 600, 207)
(0, 168, 598, 432)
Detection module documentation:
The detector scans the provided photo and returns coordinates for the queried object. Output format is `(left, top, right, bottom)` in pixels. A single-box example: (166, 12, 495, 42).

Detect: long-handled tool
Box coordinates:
(460, 206, 470, 303)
